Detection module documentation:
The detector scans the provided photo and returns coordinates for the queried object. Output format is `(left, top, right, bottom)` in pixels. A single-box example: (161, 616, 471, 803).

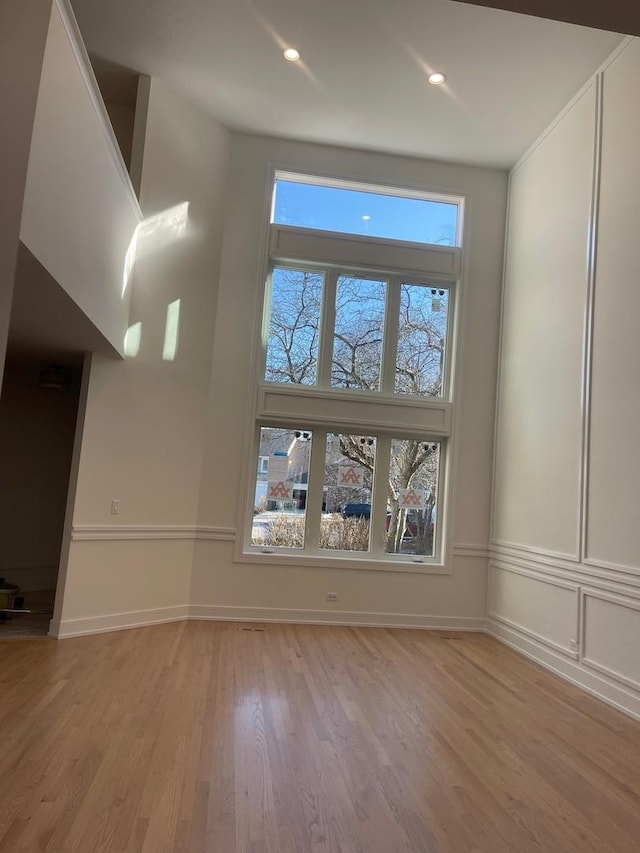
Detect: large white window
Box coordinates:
(244, 172, 463, 569)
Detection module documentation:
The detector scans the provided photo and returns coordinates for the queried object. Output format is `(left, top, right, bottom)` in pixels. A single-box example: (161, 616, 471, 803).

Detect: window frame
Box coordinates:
(236, 168, 466, 574)
(246, 423, 447, 569)
(262, 261, 456, 403)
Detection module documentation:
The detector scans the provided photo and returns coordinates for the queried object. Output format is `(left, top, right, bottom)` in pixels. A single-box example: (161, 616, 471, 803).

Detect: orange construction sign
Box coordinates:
(398, 488, 426, 509)
(268, 481, 293, 500)
(338, 466, 364, 487)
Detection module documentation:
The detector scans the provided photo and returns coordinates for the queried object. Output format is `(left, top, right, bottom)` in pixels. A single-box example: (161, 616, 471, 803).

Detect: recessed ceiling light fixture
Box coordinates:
(283, 48, 301, 62)
(428, 71, 446, 85)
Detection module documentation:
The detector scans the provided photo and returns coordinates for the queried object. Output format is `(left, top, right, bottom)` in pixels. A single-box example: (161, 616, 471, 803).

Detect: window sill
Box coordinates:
(234, 547, 451, 575)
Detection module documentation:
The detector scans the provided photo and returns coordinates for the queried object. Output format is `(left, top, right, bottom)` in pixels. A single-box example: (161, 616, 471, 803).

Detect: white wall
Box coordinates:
(54, 80, 231, 636)
(0, 0, 52, 392)
(192, 133, 507, 627)
(493, 83, 595, 558)
(490, 39, 640, 720)
(19, 0, 140, 356)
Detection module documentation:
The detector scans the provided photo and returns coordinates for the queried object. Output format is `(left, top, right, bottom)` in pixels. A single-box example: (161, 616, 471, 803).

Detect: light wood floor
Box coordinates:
(0, 622, 639, 852)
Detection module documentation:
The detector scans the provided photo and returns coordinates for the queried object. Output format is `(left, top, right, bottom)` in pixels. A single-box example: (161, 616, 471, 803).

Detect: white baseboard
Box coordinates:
(188, 604, 486, 631)
(487, 618, 640, 721)
(53, 605, 190, 638)
(54, 604, 485, 637)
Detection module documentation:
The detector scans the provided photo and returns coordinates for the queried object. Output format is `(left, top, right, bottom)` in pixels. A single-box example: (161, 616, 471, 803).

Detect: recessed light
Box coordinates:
(283, 48, 300, 62)
(428, 72, 446, 85)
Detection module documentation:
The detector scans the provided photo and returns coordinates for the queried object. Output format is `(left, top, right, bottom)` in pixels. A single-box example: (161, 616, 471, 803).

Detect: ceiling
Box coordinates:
(69, 0, 623, 169)
(455, 1, 640, 37)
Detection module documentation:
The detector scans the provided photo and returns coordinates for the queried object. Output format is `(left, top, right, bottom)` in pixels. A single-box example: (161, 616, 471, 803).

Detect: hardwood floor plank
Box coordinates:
(1, 624, 639, 852)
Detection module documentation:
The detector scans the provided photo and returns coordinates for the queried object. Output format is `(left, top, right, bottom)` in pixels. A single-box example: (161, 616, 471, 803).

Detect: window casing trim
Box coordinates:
(257, 384, 452, 436)
(239, 422, 450, 570)
(271, 170, 465, 248)
(261, 261, 457, 402)
(238, 168, 466, 572)
(270, 225, 462, 278)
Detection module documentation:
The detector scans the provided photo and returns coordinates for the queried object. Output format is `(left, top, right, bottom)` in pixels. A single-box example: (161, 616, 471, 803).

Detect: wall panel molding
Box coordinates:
(583, 555, 640, 580)
(492, 539, 578, 563)
(488, 562, 579, 658)
(72, 525, 236, 541)
(491, 543, 640, 592)
(580, 588, 640, 692)
(452, 543, 489, 559)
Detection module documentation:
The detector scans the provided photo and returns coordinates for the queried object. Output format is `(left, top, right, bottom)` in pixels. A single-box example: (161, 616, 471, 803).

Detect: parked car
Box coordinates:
(341, 503, 371, 519)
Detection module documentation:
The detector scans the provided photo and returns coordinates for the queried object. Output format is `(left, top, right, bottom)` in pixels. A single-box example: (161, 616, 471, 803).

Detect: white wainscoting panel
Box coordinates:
(581, 589, 640, 691)
(489, 563, 579, 657)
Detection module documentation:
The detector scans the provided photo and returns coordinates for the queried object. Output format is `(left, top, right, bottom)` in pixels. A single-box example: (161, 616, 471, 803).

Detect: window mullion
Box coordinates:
(369, 434, 391, 557)
(317, 270, 337, 388)
(380, 276, 401, 395)
(303, 428, 327, 551)
(259, 264, 275, 381)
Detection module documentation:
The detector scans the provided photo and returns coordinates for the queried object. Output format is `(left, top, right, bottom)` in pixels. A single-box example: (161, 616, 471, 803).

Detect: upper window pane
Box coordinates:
(332, 276, 386, 392)
(395, 284, 449, 397)
(265, 267, 323, 385)
(272, 176, 460, 247)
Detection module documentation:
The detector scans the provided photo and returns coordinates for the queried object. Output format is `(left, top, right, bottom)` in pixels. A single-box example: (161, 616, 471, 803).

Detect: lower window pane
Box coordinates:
(385, 439, 439, 557)
(252, 427, 312, 548)
(320, 433, 375, 551)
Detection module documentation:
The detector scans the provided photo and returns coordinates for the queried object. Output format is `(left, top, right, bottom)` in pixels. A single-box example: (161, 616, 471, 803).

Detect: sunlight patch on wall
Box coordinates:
(121, 228, 139, 298)
(124, 322, 142, 358)
(137, 202, 190, 253)
(162, 300, 181, 361)
(122, 203, 190, 298)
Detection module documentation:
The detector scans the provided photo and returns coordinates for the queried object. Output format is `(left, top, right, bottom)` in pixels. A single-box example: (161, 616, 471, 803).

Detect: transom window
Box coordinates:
(272, 172, 462, 247)
(243, 171, 463, 568)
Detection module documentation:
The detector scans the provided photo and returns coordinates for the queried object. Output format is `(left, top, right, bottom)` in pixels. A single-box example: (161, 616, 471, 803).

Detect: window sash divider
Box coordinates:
(381, 275, 401, 396)
(370, 435, 392, 556)
(303, 428, 327, 550)
(317, 270, 337, 388)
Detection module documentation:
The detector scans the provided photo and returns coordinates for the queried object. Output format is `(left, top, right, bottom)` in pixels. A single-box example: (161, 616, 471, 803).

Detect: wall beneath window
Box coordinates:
(55, 79, 231, 636)
(192, 133, 507, 626)
(490, 39, 640, 719)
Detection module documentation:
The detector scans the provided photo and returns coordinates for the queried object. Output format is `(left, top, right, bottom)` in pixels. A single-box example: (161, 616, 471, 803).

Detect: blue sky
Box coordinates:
(273, 179, 458, 246)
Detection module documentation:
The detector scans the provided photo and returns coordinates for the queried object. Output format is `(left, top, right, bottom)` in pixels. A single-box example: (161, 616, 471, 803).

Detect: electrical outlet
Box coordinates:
(326, 592, 338, 602)
(110, 499, 121, 515)
(569, 639, 578, 652)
